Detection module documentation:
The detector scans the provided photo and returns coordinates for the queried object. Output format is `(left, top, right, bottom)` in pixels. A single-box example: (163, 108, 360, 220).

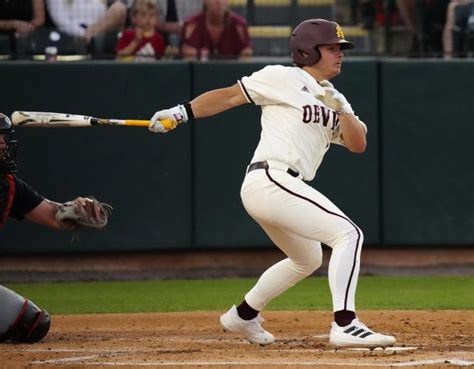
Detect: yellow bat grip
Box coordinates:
(123, 119, 174, 129)
(160, 119, 175, 130)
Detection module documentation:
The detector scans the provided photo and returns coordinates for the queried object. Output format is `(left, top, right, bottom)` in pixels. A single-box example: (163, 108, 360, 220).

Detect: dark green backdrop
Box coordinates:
(0, 59, 472, 253)
(381, 60, 474, 244)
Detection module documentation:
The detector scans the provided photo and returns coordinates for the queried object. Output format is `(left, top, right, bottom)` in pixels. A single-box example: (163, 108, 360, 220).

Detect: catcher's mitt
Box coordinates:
(55, 196, 113, 230)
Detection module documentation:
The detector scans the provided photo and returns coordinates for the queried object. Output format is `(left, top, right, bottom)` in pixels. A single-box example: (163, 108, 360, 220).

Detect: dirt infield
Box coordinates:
(1, 248, 472, 368)
(1, 310, 472, 368)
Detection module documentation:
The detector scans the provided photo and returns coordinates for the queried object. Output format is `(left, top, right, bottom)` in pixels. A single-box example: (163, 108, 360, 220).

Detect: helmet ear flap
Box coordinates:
(296, 48, 308, 59)
(294, 46, 321, 67)
(313, 46, 321, 64)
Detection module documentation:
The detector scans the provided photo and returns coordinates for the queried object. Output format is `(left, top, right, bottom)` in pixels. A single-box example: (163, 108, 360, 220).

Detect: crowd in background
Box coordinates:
(0, 0, 473, 60)
(351, 0, 474, 57)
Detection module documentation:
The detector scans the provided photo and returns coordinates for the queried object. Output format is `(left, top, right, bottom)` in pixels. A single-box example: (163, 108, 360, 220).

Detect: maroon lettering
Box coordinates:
(321, 107, 330, 127)
(314, 105, 320, 123)
(332, 111, 339, 129)
(301, 105, 338, 131)
(302, 105, 311, 123)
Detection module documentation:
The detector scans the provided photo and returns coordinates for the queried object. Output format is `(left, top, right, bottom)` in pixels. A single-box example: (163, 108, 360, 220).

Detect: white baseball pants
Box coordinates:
(240, 167, 364, 312)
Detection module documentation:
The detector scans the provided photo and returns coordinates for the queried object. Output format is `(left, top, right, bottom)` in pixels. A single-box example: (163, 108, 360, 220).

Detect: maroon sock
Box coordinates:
(334, 310, 356, 327)
(236, 300, 259, 320)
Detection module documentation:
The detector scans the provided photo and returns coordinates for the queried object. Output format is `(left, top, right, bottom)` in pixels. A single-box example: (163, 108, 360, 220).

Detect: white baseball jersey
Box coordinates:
(238, 65, 346, 181)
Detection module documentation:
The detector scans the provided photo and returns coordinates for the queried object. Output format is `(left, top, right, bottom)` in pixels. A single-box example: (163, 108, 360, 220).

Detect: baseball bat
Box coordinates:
(10, 111, 174, 129)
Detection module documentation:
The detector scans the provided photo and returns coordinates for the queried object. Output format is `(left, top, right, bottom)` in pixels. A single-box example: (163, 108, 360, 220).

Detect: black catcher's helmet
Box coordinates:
(290, 19, 354, 66)
(0, 113, 18, 173)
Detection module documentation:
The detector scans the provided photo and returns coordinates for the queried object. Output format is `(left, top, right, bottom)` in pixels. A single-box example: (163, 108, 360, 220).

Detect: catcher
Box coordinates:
(0, 113, 112, 343)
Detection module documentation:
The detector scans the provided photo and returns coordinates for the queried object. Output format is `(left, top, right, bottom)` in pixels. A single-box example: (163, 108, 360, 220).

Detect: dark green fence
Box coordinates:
(381, 60, 474, 244)
(0, 59, 472, 253)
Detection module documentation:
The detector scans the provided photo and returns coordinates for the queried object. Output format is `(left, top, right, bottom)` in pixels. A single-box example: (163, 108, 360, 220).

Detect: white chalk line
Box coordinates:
(30, 359, 474, 366)
(21, 347, 474, 367)
(34, 355, 99, 364)
(0, 348, 338, 355)
(4, 346, 473, 356)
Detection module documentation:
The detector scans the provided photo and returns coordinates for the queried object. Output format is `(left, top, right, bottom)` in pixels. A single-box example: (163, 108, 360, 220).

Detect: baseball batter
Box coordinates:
(0, 113, 112, 343)
(148, 19, 395, 348)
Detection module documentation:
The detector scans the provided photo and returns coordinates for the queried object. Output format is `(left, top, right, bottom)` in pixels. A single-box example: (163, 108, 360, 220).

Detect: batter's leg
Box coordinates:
(242, 170, 363, 314)
(220, 223, 322, 345)
(244, 223, 323, 311)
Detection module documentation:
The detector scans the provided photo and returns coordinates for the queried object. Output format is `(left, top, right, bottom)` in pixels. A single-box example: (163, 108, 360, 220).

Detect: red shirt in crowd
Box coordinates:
(181, 11, 251, 58)
(116, 28, 165, 59)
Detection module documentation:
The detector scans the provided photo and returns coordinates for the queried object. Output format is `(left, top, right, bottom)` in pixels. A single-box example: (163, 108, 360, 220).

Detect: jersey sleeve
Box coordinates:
(9, 177, 44, 220)
(238, 65, 289, 105)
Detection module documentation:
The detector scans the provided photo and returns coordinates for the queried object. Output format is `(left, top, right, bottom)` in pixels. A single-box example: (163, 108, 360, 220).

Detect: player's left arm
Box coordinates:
(25, 197, 112, 230)
(24, 199, 62, 229)
(338, 114, 367, 153)
(149, 83, 249, 133)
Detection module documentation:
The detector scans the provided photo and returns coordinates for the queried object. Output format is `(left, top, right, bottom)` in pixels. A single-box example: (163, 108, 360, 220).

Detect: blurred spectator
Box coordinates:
(156, 0, 203, 58)
(350, 0, 377, 29)
(396, 0, 450, 56)
(0, 0, 45, 53)
(396, 0, 416, 32)
(442, 0, 474, 57)
(350, 0, 402, 29)
(395, 0, 419, 53)
(386, 0, 450, 56)
(181, 0, 252, 60)
(47, 0, 127, 44)
(156, 0, 203, 37)
(418, 0, 450, 56)
(116, 0, 165, 60)
(120, 0, 202, 58)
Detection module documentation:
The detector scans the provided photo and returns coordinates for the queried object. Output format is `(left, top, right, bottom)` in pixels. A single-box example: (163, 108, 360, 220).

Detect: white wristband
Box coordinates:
(173, 104, 188, 124)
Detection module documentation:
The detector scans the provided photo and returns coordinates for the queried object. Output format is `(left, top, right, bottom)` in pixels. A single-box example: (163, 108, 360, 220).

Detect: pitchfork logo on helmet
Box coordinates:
(0, 113, 18, 173)
(335, 25, 344, 39)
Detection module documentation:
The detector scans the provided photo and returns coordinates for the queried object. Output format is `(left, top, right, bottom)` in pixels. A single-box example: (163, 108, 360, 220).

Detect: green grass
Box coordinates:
(5, 276, 473, 314)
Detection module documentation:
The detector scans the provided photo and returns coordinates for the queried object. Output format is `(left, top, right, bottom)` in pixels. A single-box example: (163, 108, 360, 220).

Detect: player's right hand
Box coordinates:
(149, 105, 188, 133)
(318, 80, 354, 115)
(149, 111, 170, 133)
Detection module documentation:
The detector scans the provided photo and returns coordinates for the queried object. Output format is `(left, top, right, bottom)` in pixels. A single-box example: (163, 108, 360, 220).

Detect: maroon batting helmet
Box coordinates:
(290, 19, 354, 66)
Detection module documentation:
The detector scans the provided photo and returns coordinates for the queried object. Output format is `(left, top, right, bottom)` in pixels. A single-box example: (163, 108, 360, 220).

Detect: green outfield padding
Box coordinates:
(192, 61, 271, 248)
(381, 60, 474, 244)
(6, 276, 473, 314)
(1, 60, 474, 252)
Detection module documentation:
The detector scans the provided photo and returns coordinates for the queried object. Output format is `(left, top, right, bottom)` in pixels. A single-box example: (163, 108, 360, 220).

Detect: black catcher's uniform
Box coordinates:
(0, 113, 51, 343)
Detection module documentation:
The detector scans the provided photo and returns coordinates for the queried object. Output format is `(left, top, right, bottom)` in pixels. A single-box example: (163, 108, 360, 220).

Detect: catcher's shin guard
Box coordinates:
(0, 299, 51, 343)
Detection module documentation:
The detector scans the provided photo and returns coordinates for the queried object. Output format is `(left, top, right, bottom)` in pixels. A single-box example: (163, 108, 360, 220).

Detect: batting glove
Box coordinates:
(319, 80, 334, 89)
(319, 80, 354, 115)
(149, 104, 188, 133)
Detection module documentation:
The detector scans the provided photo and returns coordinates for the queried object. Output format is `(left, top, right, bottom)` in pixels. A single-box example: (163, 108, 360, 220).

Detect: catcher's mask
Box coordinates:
(290, 18, 354, 67)
(0, 113, 18, 174)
